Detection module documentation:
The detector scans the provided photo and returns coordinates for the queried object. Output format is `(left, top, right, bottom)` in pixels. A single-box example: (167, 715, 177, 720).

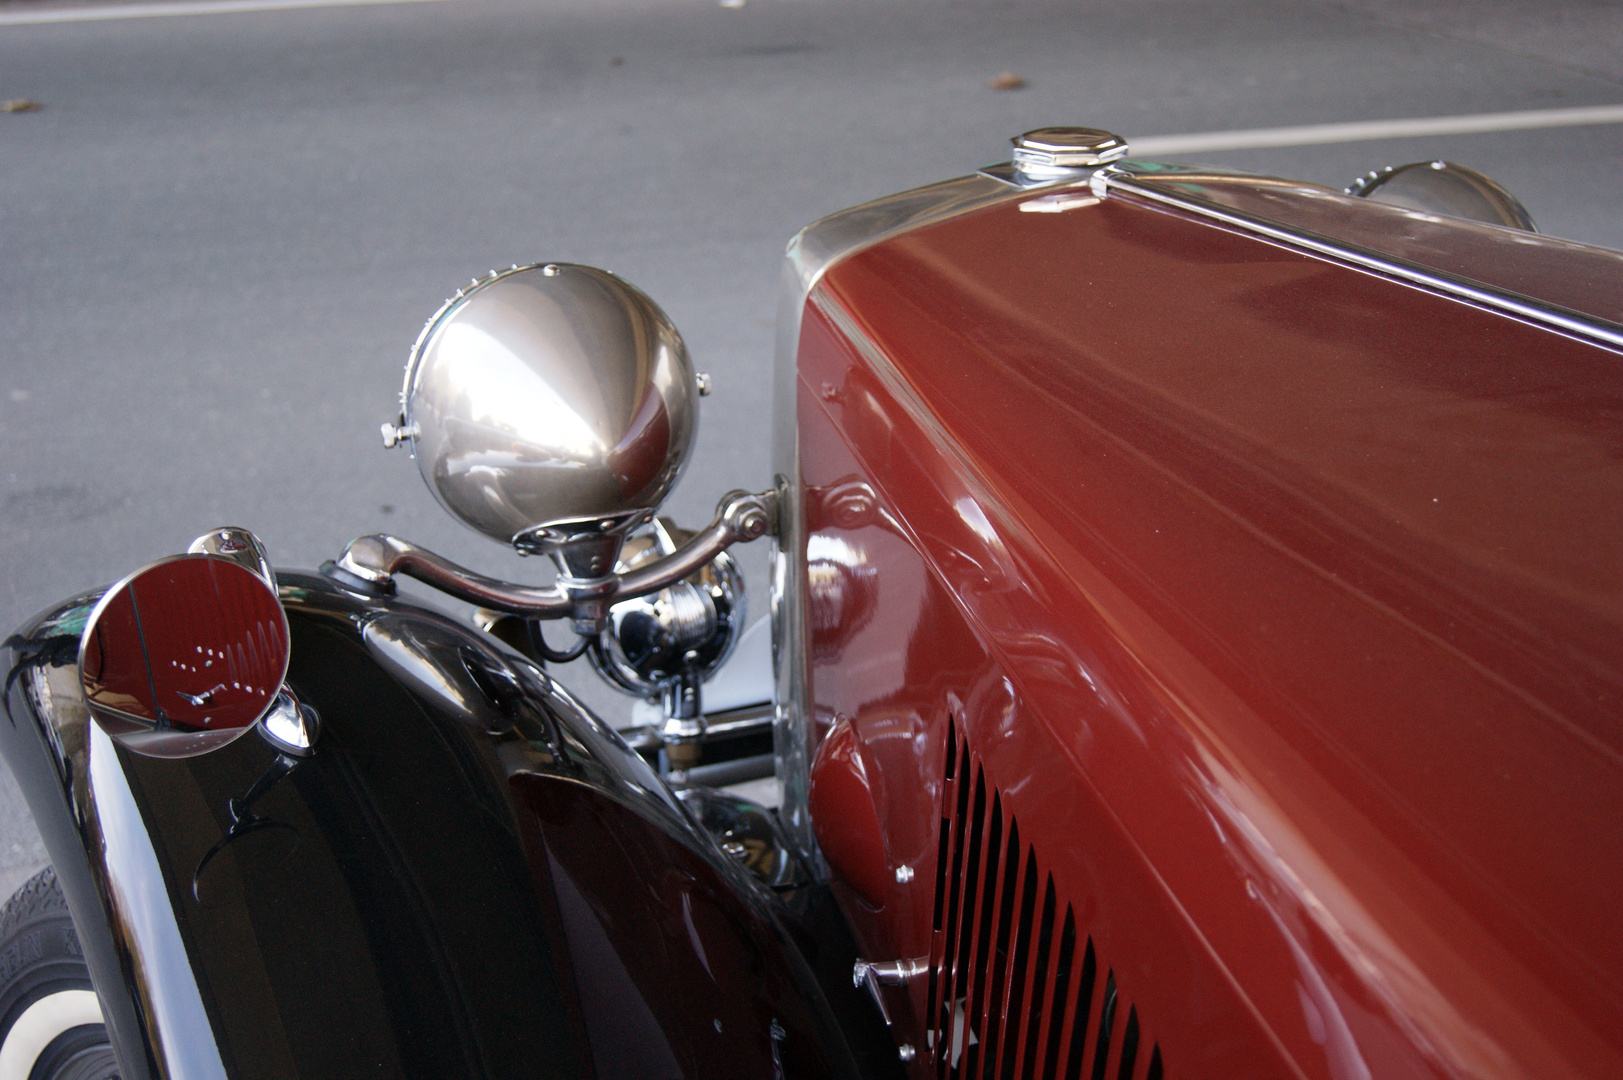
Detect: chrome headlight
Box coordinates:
(391, 263, 698, 578)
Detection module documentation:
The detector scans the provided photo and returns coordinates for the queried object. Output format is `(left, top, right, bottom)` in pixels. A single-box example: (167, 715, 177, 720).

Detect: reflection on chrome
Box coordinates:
(806, 534, 878, 662)
(79, 549, 290, 760)
(259, 689, 319, 756)
(87, 724, 230, 1080)
(348, 262, 780, 636)
(589, 518, 747, 770)
(394, 263, 698, 563)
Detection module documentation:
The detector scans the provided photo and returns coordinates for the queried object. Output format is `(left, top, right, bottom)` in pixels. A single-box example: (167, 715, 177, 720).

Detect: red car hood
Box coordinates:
(809, 186, 1623, 1079)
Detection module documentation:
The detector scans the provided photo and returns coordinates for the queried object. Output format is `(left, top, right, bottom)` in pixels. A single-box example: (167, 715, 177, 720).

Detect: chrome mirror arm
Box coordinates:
(331, 489, 777, 634)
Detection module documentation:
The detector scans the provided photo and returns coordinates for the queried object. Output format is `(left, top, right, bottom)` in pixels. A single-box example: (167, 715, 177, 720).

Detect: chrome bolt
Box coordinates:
(1011, 126, 1129, 181)
(898, 1044, 917, 1062)
(724, 494, 772, 540)
(380, 419, 419, 448)
(895, 864, 915, 884)
(696, 372, 712, 396)
(542, 263, 561, 276)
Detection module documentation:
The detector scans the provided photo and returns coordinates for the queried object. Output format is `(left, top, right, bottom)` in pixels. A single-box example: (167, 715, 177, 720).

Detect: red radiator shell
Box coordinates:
(795, 190, 1623, 1079)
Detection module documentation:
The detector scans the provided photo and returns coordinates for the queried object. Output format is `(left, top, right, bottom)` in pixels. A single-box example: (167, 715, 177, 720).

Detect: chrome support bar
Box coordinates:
(619, 702, 775, 754)
(853, 958, 925, 987)
(852, 958, 926, 1029)
(679, 752, 776, 788)
(332, 489, 777, 633)
(659, 669, 706, 769)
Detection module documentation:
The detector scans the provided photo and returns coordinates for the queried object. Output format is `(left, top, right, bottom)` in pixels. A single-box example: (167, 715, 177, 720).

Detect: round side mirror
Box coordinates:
(396, 263, 699, 579)
(80, 554, 290, 759)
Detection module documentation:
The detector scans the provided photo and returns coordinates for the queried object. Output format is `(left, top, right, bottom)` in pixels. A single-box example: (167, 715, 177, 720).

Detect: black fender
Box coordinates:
(1, 570, 869, 1080)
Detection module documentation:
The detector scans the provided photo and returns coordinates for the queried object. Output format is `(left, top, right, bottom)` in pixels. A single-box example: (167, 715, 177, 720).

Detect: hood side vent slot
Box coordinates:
(925, 721, 1165, 1079)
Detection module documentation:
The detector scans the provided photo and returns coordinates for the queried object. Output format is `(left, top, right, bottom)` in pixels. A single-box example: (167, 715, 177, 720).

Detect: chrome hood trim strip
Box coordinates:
(1096, 164, 1623, 352)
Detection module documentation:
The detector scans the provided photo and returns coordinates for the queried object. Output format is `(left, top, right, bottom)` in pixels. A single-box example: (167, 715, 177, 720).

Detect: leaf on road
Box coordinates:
(987, 72, 1027, 91)
(1, 99, 41, 113)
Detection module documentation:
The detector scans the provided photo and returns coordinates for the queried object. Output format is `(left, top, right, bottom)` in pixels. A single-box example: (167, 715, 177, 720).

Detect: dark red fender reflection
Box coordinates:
(809, 718, 890, 909)
(80, 554, 289, 759)
(511, 773, 846, 1080)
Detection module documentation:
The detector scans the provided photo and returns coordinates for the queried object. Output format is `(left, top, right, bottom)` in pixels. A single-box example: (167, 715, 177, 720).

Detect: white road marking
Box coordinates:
(1, 0, 1620, 169)
(1130, 104, 1623, 157)
(0, 0, 449, 26)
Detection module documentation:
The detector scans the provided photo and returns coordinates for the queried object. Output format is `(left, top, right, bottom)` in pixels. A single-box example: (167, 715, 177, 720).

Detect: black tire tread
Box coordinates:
(0, 867, 71, 940)
(0, 866, 94, 1030)
(0, 867, 117, 1079)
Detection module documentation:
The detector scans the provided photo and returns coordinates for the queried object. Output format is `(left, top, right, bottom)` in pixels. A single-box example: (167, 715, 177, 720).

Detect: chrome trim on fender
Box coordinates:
(2, 590, 212, 1080)
(88, 724, 230, 1080)
(771, 170, 1042, 868)
(1095, 163, 1623, 352)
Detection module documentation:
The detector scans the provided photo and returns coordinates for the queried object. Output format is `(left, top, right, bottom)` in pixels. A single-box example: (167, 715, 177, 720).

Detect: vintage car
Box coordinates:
(2, 126, 1621, 1080)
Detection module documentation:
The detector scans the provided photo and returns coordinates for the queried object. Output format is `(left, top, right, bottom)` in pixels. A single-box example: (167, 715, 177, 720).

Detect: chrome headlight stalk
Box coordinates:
(588, 518, 746, 771)
(331, 488, 773, 635)
(329, 261, 775, 637)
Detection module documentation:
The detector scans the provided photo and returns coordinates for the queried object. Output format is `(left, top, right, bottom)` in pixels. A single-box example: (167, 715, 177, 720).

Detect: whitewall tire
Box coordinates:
(0, 870, 118, 1080)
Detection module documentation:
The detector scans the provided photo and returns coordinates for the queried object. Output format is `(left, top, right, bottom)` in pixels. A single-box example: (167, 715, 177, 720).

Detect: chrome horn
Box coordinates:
(589, 519, 746, 768)
(333, 263, 775, 634)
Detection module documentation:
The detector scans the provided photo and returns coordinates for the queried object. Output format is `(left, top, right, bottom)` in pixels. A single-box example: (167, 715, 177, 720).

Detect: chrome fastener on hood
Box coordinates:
(1011, 126, 1129, 182)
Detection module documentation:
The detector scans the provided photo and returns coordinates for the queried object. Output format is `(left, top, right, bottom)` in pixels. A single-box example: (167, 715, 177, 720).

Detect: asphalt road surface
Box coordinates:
(2, 0, 1621, 897)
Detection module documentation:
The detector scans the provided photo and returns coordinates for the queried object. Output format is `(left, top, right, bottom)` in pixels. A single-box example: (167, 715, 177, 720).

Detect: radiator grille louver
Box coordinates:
(926, 723, 1164, 1080)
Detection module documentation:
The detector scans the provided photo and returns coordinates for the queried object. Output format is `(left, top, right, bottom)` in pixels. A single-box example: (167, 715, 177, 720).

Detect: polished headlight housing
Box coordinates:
(394, 263, 698, 578)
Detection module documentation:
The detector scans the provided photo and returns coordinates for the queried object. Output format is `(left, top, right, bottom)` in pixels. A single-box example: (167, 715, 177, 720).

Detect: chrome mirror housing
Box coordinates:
(80, 529, 293, 760)
(387, 263, 699, 581)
